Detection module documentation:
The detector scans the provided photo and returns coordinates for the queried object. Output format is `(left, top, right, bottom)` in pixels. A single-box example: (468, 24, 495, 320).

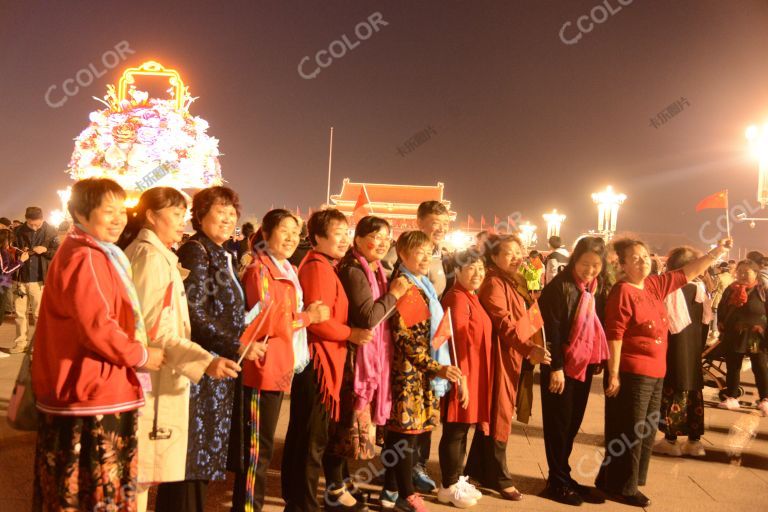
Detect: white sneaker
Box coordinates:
(681, 440, 706, 457)
(437, 479, 478, 508)
(719, 397, 740, 410)
(652, 438, 682, 456)
(0, 351, 9, 358)
(758, 399, 768, 417)
(454, 476, 481, 500)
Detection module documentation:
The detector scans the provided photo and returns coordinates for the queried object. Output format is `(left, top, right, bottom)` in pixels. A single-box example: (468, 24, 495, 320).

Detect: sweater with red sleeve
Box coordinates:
(242, 250, 311, 391)
(298, 250, 351, 420)
(605, 269, 688, 378)
(32, 228, 147, 416)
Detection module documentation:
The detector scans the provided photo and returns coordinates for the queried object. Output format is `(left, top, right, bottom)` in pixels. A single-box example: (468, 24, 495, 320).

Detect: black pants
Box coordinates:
(596, 372, 662, 497)
(540, 365, 593, 489)
(322, 452, 353, 491)
(232, 388, 284, 512)
(415, 431, 431, 470)
(438, 422, 471, 487)
(282, 364, 329, 512)
(382, 431, 419, 498)
(726, 350, 768, 400)
(156, 480, 208, 512)
(464, 429, 514, 490)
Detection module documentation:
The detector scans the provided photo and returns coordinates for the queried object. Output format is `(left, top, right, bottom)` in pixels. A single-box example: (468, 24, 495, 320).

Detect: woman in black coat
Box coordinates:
(155, 187, 260, 512)
(538, 236, 609, 506)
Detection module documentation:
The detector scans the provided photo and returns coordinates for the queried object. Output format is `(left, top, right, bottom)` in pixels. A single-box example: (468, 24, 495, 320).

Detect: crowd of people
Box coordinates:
(0, 178, 763, 511)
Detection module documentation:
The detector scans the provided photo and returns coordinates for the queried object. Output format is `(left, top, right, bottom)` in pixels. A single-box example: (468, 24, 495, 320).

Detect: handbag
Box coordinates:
(7, 337, 39, 431)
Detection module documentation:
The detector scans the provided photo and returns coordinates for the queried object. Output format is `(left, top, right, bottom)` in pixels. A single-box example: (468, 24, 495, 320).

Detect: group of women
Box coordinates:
(29, 177, 736, 512)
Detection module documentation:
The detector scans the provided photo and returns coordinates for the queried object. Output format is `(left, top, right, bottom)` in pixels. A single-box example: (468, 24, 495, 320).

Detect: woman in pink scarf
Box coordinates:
(538, 236, 610, 507)
(324, 216, 411, 510)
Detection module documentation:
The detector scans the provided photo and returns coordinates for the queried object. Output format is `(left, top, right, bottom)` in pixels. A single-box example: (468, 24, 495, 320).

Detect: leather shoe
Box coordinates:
(498, 487, 523, 501)
(546, 485, 583, 506)
(569, 481, 605, 504)
(622, 491, 651, 507)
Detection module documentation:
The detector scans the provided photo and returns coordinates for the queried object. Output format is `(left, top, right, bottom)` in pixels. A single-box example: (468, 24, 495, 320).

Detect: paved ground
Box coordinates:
(1, 315, 767, 511)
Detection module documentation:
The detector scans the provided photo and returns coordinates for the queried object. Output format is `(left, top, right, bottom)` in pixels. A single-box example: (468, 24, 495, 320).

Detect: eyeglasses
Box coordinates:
(364, 234, 390, 243)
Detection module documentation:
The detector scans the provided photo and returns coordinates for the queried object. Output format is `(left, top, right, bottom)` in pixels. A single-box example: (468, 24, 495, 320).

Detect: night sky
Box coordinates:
(2, 0, 768, 252)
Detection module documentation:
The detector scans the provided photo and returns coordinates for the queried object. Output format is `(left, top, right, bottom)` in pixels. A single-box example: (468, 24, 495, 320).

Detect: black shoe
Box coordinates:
(545, 485, 583, 506)
(569, 481, 606, 504)
(622, 491, 651, 507)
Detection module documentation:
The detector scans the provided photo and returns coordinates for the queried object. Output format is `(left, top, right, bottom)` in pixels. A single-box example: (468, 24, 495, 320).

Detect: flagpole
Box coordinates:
(374, 303, 397, 328)
(725, 189, 730, 239)
(326, 127, 334, 207)
(446, 307, 459, 366)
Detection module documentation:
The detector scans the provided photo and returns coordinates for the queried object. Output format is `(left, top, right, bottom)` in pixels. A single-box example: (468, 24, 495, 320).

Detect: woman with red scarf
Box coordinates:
(538, 237, 610, 506)
(717, 259, 768, 415)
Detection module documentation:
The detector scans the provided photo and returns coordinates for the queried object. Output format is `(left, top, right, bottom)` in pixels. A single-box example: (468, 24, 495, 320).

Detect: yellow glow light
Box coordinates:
(117, 61, 185, 111)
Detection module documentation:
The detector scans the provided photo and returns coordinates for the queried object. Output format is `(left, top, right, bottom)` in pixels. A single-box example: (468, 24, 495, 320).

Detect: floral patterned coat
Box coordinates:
(387, 288, 441, 434)
(176, 232, 245, 480)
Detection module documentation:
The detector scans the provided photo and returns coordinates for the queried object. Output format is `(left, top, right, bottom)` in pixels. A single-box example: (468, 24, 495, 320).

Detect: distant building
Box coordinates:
(329, 178, 457, 234)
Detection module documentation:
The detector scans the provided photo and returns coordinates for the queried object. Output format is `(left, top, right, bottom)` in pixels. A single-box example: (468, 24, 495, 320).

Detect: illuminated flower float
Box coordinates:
(62, 61, 222, 213)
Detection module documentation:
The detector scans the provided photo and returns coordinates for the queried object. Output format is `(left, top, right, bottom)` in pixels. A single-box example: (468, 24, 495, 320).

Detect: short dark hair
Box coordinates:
(24, 207, 43, 220)
(416, 201, 449, 220)
(241, 222, 255, 237)
(737, 259, 761, 274)
(453, 249, 484, 270)
(548, 235, 562, 249)
(252, 209, 300, 248)
(68, 178, 126, 222)
(746, 251, 764, 265)
(191, 186, 241, 232)
(0, 217, 10, 227)
(353, 215, 390, 240)
(612, 238, 649, 265)
(486, 234, 523, 257)
(307, 209, 348, 246)
(666, 246, 700, 271)
(396, 230, 432, 258)
(565, 236, 606, 273)
(57, 220, 71, 233)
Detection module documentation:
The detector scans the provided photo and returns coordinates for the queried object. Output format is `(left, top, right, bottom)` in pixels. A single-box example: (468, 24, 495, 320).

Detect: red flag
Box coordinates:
(432, 311, 452, 350)
(515, 301, 544, 342)
(240, 302, 276, 345)
(467, 214, 475, 228)
(695, 189, 728, 212)
(396, 285, 430, 327)
(480, 215, 486, 230)
(296, 206, 302, 218)
(353, 185, 373, 223)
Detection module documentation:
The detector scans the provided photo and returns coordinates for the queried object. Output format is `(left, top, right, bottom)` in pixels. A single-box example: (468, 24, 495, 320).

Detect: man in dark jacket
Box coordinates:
(10, 207, 59, 353)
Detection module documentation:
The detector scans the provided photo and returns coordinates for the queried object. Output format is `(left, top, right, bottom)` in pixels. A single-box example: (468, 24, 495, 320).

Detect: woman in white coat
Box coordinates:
(121, 187, 242, 512)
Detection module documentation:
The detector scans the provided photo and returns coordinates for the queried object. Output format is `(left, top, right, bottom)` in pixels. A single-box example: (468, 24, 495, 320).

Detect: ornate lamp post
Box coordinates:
(518, 221, 537, 250)
(746, 123, 768, 208)
(542, 209, 566, 239)
(591, 186, 626, 238)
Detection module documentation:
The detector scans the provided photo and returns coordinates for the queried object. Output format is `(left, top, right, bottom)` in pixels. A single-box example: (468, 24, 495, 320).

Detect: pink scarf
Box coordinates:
(563, 274, 609, 382)
(352, 249, 393, 425)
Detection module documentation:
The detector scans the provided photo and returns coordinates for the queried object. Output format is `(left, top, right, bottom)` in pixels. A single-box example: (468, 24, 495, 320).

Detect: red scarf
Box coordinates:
(728, 282, 758, 308)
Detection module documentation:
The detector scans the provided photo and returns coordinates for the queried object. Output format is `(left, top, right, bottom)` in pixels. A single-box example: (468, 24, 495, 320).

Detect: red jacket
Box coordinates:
(298, 250, 351, 420)
(242, 250, 311, 391)
(32, 228, 147, 416)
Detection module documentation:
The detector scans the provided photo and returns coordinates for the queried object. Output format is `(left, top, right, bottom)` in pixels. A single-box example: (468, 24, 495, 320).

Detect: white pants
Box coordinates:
(13, 281, 43, 345)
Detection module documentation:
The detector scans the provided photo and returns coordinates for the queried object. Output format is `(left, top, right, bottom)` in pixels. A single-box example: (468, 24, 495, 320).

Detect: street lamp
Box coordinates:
(519, 221, 537, 250)
(591, 186, 626, 236)
(746, 123, 768, 208)
(542, 209, 566, 239)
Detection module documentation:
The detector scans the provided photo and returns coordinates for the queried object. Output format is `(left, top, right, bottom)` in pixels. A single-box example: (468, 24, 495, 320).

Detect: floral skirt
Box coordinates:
(659, 387, 704, 438)
(33, 410, 139, 512)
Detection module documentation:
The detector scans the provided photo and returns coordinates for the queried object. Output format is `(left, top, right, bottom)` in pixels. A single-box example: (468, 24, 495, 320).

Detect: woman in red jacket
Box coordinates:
(233, 209, 329, 512)
(283, 209, 373, 512)
(31, 178, 164, 512)
(437, 250, 492, 508)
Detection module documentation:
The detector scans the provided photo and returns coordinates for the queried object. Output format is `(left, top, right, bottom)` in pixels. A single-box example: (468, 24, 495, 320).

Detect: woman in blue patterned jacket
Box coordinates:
(155, 186, 262, 512)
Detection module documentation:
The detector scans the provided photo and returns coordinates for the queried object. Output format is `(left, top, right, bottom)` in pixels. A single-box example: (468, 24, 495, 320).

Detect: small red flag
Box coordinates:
(396, 285, 430, 327)
(432, 312, 452, 350)
(240, 302, 276, 344)
(467, 214, 475, 228)
(695, 190, 728, 212)
(353, 186, 373, 223)
(515, 301, 544, 342)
